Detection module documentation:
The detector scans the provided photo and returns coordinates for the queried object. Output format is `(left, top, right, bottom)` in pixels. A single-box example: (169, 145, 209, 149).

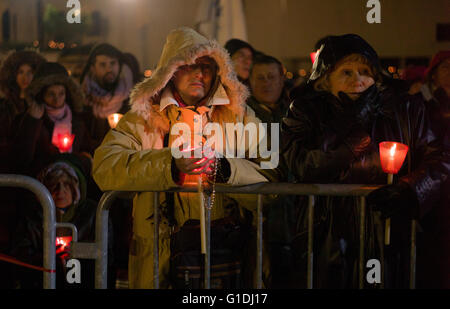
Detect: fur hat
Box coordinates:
(26, 62, 85, 113)
(130, 27, 249, 128)
(0, 50, 46, 100)
(425, 50, 450, 78)
(309, 34, 382, 81)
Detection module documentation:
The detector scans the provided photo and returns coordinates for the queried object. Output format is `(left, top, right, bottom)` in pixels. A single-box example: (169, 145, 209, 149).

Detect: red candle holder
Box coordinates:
(54, 133, 75, 153)
(379, 141, 409, 175)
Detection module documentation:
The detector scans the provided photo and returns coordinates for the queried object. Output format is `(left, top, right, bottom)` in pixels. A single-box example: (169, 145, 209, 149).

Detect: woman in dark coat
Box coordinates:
(281, 34, 449, 288)
(416, 50, 450, 288)
(0, 50, 46, 173)
(0, 51, 46, 288)
(13, 62, 93, 177)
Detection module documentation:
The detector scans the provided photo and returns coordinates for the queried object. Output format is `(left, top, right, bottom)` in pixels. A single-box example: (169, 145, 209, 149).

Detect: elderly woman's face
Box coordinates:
(329, 60, 375, 100)
(173, 56, 216, 106)
(50, 174, 73, 209)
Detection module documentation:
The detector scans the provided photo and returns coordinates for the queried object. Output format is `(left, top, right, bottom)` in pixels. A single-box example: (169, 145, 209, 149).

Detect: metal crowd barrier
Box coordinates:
(0, 174, 56, 289)
(0, 176, 418, 289)
(90, 182, 418, 289)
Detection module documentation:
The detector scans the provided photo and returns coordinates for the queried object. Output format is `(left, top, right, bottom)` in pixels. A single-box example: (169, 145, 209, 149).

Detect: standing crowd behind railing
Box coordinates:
(0, 27, 449, 289)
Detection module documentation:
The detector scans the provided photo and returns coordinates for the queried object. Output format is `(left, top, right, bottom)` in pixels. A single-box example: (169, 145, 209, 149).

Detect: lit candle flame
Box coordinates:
(389, 143, 397, 157)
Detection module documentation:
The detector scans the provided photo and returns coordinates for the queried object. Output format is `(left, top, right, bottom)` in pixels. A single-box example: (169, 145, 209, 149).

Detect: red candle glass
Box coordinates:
(54, 133, 75, 153)
(379, 141, 409, 174)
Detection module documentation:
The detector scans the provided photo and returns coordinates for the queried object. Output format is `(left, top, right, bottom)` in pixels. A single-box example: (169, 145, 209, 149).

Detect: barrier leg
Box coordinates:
(307, 195, 314, 289)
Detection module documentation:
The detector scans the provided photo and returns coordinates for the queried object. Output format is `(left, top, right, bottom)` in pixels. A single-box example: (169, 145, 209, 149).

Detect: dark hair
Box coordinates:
(224, 39, 255, 57)
(0, 51, 46, 105)
(80, 43, 123, 83)
(250, 54, 284, 76)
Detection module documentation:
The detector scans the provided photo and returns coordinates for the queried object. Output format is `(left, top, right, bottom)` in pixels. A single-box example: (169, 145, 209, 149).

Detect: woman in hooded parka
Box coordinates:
(281, 34, 449, 288)
(0, 50, 46, 173)
(93, 27, 277, 289)
(0, 50, 46, 288)
(14, 62, 93, 177)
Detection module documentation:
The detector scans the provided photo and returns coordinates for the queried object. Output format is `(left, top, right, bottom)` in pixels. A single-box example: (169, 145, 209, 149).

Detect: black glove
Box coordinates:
(342, 129, 372, 160)
(366, 181, 419, 219)
(338, 84, 380, 127)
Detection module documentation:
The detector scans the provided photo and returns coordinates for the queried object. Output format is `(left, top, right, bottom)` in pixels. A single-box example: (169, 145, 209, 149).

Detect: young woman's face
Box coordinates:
(50, 174, 73, 209)
(16, 64, 33, 91)
(172, 56, 216, 106)
(329, 59, 375, 100)
(43, 85, 66, 108)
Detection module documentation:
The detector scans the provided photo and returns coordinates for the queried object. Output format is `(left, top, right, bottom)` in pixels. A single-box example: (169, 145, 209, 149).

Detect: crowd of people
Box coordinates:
(0, 27, 448, 289)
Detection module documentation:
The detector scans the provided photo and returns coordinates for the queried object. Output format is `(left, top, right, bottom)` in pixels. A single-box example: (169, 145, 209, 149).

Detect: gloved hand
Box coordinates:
(366, 181, 419, 219)
(338, 84, 380, 126)
(342, 129, 372, 160)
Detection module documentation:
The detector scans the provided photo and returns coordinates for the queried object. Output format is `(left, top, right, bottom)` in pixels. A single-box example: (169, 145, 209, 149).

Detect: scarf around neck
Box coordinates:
(46, 103, 73, 151)
(82, 64, 133, 119)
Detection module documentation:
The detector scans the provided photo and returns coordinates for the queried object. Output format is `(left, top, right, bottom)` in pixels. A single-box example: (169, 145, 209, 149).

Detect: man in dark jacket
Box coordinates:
(281, 34, 449, 288)
(80, 43, 134, 153)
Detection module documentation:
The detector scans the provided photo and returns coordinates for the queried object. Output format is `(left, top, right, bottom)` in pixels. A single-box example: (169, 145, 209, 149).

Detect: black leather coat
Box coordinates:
(281, 81, 450, 288)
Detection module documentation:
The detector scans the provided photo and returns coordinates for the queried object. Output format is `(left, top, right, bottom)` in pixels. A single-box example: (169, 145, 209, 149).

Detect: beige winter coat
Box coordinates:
(92, 27, 271, 288)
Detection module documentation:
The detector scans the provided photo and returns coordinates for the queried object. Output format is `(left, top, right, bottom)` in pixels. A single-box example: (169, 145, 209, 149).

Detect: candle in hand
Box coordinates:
(107, 113, 123, 129)
(379, 141, 408, 175)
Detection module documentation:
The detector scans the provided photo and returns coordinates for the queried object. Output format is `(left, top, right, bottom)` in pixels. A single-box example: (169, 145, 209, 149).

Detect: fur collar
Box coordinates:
(129, 27, 249, 132)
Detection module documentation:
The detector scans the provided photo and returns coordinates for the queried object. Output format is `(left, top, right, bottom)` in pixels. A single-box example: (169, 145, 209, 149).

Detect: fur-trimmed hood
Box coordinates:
(26, 62, 85, 113)
(0, 50, 46, 100)
(130, 27, 249, 127)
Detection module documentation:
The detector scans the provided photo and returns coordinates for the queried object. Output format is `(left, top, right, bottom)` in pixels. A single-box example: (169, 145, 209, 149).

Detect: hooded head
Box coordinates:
(0, 50, 46, 104)
(26, 62, 85, 113)
(130, 27, 249, 132)
(224, 38, 255, 82)
(309, 34, 386, 100)
(425, 50, 450, 94)
(38, 154, 88, 221)
(309, 34, 382, 82)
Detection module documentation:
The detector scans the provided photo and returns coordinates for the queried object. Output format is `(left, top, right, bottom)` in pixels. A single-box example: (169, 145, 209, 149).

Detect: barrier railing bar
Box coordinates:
(56, 223, 78, 242)
(359, 196, 366, 289)
(153, 192, 159, 289)
(410, 220, 417, 289)
(90, 183, 421, 290)
(307, 195, 314, 289)
(205, 197, 211, 289)
(0, 174, 56, 289)
(256, 194, 263, 288)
